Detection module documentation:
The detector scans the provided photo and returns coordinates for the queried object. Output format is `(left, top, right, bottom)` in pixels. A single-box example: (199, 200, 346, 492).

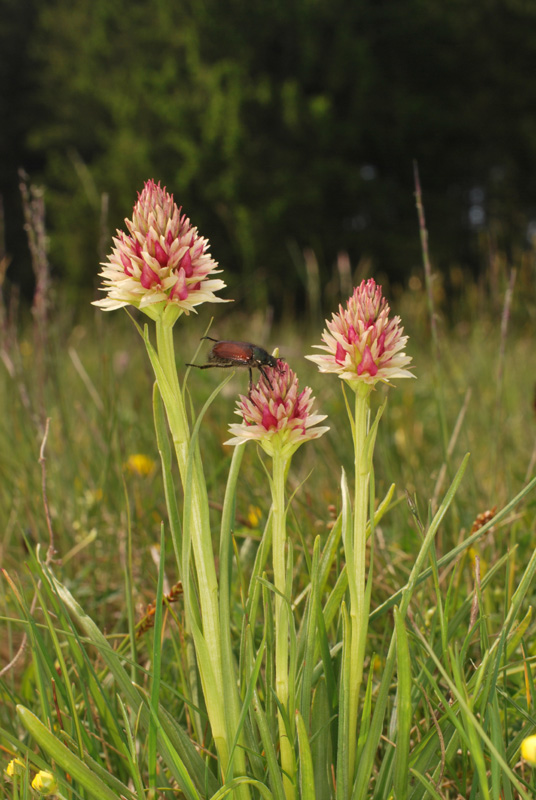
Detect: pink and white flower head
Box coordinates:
(93, 180, 227, 322)
(225, 360, 329, 459)
(307, 279, 413, 389)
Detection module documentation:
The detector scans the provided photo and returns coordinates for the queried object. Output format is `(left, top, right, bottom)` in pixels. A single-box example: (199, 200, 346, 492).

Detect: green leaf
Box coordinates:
(209, 776, 275, 800)
(244, 627, 286, 800)
(297, 709, 316, 800)
(40, 566, 217, 796)
(336, 603, 351, 800)
(153, 381, 183, 569)
(410, 769, 444, 800)
(393, 608, 412, 800)
(17, 705, 124, 800)
(372, 472, 536, 622)
(299, 537, 321, 731)
(311, 679, 333, 799)
(148, 524, 166, 792)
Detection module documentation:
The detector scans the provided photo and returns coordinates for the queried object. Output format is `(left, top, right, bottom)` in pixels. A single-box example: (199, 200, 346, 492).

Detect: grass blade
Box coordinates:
(17, 705, 126, 800)
(297, 709, 316, 800)
(393, 607, 412, 800)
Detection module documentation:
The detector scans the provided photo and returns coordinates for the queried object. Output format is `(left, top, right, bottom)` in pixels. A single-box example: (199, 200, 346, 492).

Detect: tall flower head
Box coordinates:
(225, 360, 329, 459)
(307, 279, 413, 388)
(93, 180, 227, 321)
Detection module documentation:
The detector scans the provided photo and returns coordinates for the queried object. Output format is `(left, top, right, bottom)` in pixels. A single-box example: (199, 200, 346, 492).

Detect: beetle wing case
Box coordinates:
(208, 340, 254, 366)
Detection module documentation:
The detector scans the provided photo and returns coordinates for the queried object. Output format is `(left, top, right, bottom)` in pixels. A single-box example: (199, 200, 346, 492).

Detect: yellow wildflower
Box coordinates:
(31, 770, 58, 795)
(125, 454, 156, 476)
(521, 734, 536, 765)
(5, 758, 26, 777)
(247, 505, 262, 528)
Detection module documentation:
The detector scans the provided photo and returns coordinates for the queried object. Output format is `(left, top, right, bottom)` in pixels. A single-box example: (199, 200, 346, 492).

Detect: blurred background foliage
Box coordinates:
(2, 0, 536, 314)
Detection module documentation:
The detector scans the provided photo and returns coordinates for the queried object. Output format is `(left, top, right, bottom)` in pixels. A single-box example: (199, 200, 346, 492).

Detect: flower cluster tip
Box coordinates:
(226, 360, 329, 458)
(94, 179, 227, 318)
(307, 278, 413, 387)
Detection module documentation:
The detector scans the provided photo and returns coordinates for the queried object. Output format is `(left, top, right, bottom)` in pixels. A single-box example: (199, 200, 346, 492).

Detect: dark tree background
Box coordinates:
(2, 0, 536, 312)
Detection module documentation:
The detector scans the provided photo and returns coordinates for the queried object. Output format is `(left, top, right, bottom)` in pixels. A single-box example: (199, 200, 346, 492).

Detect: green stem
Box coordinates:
(154, 320, 230, 775)
(219, 445, 253, 781)
(347, 384, 372, 788)
(272, 450, 296, 800)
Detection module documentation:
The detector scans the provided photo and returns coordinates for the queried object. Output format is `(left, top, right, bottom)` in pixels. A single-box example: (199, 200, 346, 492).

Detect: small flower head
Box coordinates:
(5, 758, 26, 778)
(124, 453, 156, 477)
(94, 180, 227, 321)
(31, 770, 58, 795)
(521, 735, 536, 765)
(307, 279, 413, 388)
(247, 505, 263, 528)
(225, 361, 329, 458)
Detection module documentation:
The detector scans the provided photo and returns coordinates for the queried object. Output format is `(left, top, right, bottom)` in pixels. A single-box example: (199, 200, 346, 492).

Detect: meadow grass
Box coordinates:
(1, 250, 536, 799)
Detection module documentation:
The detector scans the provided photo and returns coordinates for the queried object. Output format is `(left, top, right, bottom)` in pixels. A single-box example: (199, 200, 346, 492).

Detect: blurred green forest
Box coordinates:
(2, 0, 536, 313)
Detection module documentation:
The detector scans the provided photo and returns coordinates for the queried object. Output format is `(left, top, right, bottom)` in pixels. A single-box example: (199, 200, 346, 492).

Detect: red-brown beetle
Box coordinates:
(187, 337, 281, 391)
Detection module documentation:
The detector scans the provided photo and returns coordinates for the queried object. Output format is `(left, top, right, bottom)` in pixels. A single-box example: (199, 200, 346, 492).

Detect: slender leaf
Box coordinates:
(297, 709, 316, 800)
(393, 607, 412, 800)
(17, 706, 125, 800)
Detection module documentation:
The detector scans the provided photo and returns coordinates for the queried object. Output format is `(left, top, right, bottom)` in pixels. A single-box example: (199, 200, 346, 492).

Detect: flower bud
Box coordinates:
(5, 758, 26, 777)
(31, 770, 58, 795)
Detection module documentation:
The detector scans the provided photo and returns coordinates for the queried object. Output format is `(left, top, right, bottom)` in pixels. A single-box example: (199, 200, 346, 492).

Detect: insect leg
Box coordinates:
(258, 366, 274, 389)
(186, 363, 234, 370)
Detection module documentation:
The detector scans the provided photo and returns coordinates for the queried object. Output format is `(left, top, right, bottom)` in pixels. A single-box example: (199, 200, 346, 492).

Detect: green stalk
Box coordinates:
(347, 383, 372, 788)
(272, 449, 296, 800)
(153, 319, 230, 776)
(219, 445, 255, 788)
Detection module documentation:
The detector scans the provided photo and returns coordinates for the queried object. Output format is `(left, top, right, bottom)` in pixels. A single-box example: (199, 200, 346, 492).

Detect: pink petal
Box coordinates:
(154, 240, 168, 266)
(170, 271, 189, 301)
(179, 248, 193, 277)
(357, 345, 378, 376)
(140, 262, 161, 289)
(377, 331, 386, 356)
(335, 342, 346, 365)
(192, 241, 204, 258)
(347, 325, 358, 344)
(261, 407, 278, 430)
(120, 253, 133, 275)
